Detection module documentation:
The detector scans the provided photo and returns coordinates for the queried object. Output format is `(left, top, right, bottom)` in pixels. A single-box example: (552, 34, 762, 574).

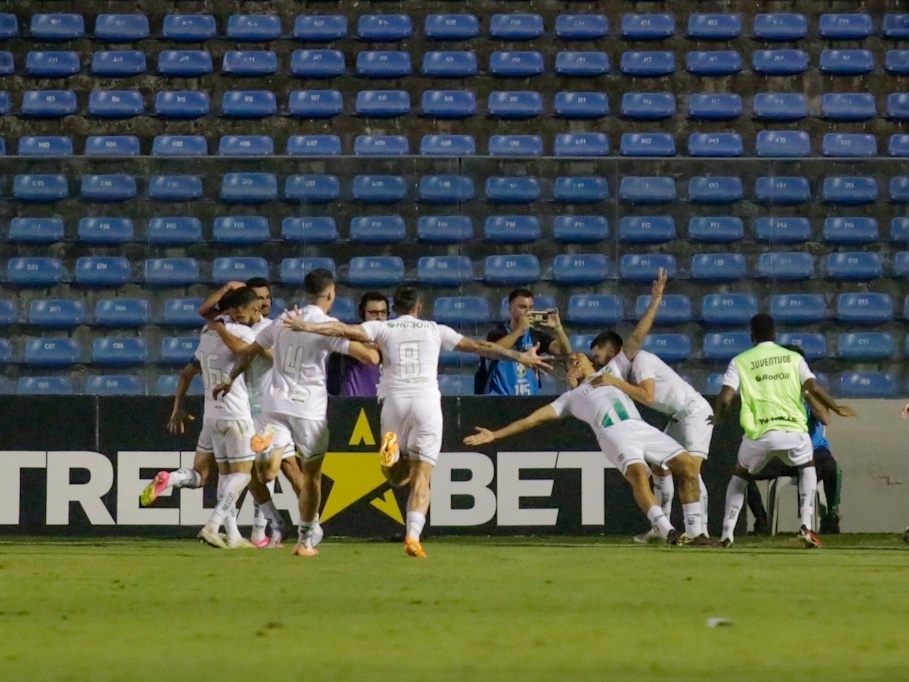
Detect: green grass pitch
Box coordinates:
(1, 534, 908, 682)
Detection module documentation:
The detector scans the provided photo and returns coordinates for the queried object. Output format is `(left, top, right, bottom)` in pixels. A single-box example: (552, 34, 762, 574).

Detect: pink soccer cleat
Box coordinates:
(140, 471, 170, 507)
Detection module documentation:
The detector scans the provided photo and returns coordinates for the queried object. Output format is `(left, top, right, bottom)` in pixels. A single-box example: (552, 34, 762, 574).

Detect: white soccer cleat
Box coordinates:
(226, 536, 255, 549)
(798, 525, 822, 549)
(633, 528, 662, 544)
(198, 528, 228, 549)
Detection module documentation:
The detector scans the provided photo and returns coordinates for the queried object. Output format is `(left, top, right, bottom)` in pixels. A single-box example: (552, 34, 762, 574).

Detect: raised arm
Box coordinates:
(197, 281, 245, 320)
(539, 310, 571, 355)
(456, 337, 552, 373)
(623, 267, 667, 360)
(167, 362, 201, 434)
(283, 317, 371, 343)
(463, 404, 560, 446)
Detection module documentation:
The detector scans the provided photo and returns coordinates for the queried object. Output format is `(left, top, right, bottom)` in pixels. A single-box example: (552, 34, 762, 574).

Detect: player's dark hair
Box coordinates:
(220, 286, 260, 310)
(590, 331, 623, 351)
(303, 268, 335, 298)
(245, 277, 270, 291)
(751, 313, 776, 343)
(508, 288, 534, 303)
(358, 291, 388, 320)
(393, 286, 421, 315)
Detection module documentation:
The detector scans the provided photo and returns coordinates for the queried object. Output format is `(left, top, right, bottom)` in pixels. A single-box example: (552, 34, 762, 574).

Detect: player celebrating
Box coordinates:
(281, 285, 552, 558)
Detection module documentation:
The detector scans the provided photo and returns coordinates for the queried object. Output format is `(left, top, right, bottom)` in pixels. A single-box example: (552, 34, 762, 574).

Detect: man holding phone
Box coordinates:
(476, 288, 571, 396)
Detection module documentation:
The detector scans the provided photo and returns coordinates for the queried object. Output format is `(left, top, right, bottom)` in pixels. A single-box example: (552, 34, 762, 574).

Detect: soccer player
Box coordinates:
(714, 314, 856, 548)
(213, 269, 380, 557)
(465, 352, 700, 545)
(281, 285, 553, 558)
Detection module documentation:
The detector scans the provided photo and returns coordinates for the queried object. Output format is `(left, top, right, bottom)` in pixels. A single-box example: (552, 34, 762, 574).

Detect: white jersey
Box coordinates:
(549, 378, 643, 431)
(362, 315, 464, 399)
(256, 305, 350, 419)
(631, 350, 708, 418)
(246, 316, 273, 417)
(598, 351, 632, 381)
(194, 316, 256, 421)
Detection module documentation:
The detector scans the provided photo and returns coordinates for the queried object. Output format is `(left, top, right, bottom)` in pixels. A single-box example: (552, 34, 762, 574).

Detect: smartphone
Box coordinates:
(529, 311, 551, 324)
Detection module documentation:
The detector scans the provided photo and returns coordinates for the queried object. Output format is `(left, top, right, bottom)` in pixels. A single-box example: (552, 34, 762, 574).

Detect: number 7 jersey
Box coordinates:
(195, 319, 257, 420)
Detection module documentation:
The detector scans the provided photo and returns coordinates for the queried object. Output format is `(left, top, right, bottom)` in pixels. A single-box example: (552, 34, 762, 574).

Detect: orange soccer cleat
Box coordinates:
(404, 536, 427, 559)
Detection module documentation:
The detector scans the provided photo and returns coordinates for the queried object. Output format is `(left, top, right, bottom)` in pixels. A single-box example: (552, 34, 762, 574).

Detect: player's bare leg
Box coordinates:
(382, 455, 411, 488)
(199, 460, 252, 549)
(292, 457, 324, 557)
(141, 450, 213, 507)
(403, 460, 432, 558)
(624, 462, 684, 545)
(666, 452, 711, 542)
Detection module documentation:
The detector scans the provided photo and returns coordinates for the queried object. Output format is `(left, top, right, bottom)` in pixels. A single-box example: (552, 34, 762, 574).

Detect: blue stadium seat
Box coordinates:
(755, 217, 811, 243)
(891, 177, 909, 202)
(95, 14, 149, 42)
(422, 51, 478, 77)
(756, 253, 815, 280)
(288, 90, 343, 119)
(0, 52, 10, 76)
(820, 49, 874, 75)
(822, 93, 876, 121)
(356, 51, 411, 77)
(688, 177, 744, 204)
(554, 133, 610, 157)
(220, 173, 278, 203)
(776, 333, 827, 361)
(622, 14, 675, 40)
(356, 90, 410, 117)
(218, 135, 274, 156)
(75, 257, 131, 287)
(701, 294, 757, 325)
(687, 14, 742, 40)
(92, 338, 148, 366)
(753, 13, 807, 41)
(291, 50, 345, 78)
(329, 298, 355, 324)
(837, 372, 897, 399)
(702, 333, 751, 361)
(162, 14, 217, 42)
(86, 375, 145, 396)
(484, 215, 540, 243)
(553, 177, 609, 203)
(158, 50, 212, 77)
(554, 92, 610, 119)
(148, 175, 203, 202)
(687, 94, 742, 120)
(432, 297, 490, 326)
(357, 14, 412, 41)
(212, 217, 270, 245)
(81, 175, 137, 202)
(222, 90, 277, 118)
(621, 92, 675, 120)
(352, 175, 407, 203)
(490, 51, 545, 77)
(567, 295, 623, 326)
(620, 133, 676, 157)
(0, 300, 16, 326)
(29, 299, 85, 328)
(485, 177, 541, 204)
(293, 15, 347, 42)
(556, 14, 609, 40)
(424, 14, 478, 41)
(0, 92, 11, 115)
(884, 14, 909, 39)
(893, 218, 909, 241)
(89, 91, 144, 118)
(822, 176, 878, 205)
(18, 136, 73, 156)
(284, 174, 340, 203)
(8, 218, 64, 243)
(347, 256, 405, 287)
(555, 51, 610, 76)
(686, 50, 742, 76)
(770, 294, 827, 324)
(85, 136, 140, 157)
(756, 131, 810, 157)
(417, 216, 474, 243)
(13, 174, 69, 202)
(688, 217, 744, 243)
(890, 135, 909, 157)
(355, 135, 409, 156)
(227, 14, 281, 41)
(823, 217, 878, 244)
(18, 376, 74, 395)
(691, 253, 747, 281)
(212, 257, 269, 285)
(417, 257, 474, 287)
(152, 135, 207, 157)
(156, 374, 203, 396)
(92, 51, 147, 76)
(619, 177, 676, 204)
(483, 255, 541, 285)
(618, 216, 675, 244)
(491, 14, 544, 40)
(688, 133, 743, 157)
(349, 216, 407, 243)
(155, 91, 210, 119)
(635, 295, 693, 325)
(281, 217, 339, 244)
(31, 14, 85, 40)
(419, 175, 475, 204)
(21, 90, 78, 118)
(826, 252, 883, 280)
(78, 217, 134, 244)
(643, 334, 694, 363)
(422, 90, 477, 119)
(438, 374, 473, 397)
(280, 258, 337, 285)
(569, 334, 599, 354)
(24, 338, 80, 366)
(753, 94, 808, 121)
(755, 176, 811, 204)
(160, 337, 198, 366)
(837, 333, 895, 360)
(144, 258, 200, 287)
(823, 134, 877, 158)
(223, 50, 277, 76)
(286, 135, 343, 156)
(553, 216, 609, 243)
(836, 293, 893, 324)
(619, 254, 677, 282)
(0, 14, 18, 39)
(753, 50, 808, 75)
(622, 51, 675, 76)
(489, 135, 543, 157)
(95, 299, 149, 328)
(894, 252, 909, 278)
(26, 51, 81, 77)
(487, 91, 541, 119)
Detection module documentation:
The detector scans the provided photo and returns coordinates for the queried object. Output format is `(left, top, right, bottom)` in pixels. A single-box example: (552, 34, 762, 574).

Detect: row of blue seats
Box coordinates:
(5, 48, 909, 78)
(6, 172, 909, 205)
(10, 215, 909, 247)
(4, 252, 908, 288)
(10, 292, 909, 329)
(4, 13, 909, 43)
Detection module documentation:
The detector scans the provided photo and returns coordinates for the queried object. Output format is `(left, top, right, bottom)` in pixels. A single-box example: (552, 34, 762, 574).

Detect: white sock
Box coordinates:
(699, 475, 709, 536)
(721, 475, 748, 542)
(225, 506, 241, 542)
(646, 505, 673, 540)
(406, 511, 426, 541)
(653, 473, 674, 517)
(204, 473, 251, 532)
(169, 467, 202, 489)
(298, 513, 319, 543)
(682, 502, 703, 538)
(259, 501, 284, 530)
(798, 466, 818, 530)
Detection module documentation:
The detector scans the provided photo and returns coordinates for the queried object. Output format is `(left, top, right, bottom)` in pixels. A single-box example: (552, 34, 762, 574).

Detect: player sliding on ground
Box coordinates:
(281, 285, 552, 558)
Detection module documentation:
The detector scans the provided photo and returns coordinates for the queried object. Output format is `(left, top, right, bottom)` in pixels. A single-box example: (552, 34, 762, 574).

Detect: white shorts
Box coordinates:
(665, 399, 714, 459)
(380, 395, 443, 466)
(597, 419, 685, 475)
(737, 430, 813, 474)
(198, 418, 255, 464)
(262, 412, 329, 462)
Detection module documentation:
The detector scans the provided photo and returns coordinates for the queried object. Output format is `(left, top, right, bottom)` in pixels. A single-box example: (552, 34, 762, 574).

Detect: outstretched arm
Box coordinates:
(283, 317, 371, 343)
(463, 405, 560, 446)
(803, 388, 831, 426)
(623, 267, 667, 360)
(456, 337, 552, 373)
(803, 378, 857, 418)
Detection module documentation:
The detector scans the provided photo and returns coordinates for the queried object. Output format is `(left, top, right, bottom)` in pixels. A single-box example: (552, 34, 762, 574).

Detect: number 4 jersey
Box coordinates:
(195, 318, 257, 421)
